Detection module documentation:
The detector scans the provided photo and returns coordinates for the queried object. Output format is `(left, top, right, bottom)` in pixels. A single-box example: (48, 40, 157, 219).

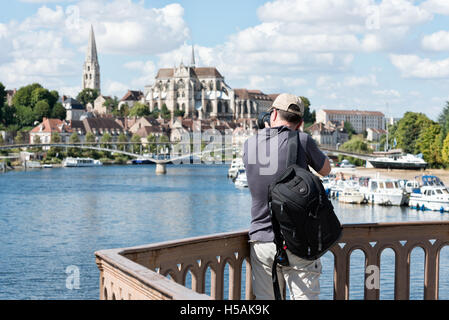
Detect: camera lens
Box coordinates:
(257, 112, 270, 129)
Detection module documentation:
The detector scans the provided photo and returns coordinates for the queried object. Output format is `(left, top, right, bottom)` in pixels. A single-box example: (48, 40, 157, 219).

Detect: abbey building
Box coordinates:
(144, 47, 273, 120)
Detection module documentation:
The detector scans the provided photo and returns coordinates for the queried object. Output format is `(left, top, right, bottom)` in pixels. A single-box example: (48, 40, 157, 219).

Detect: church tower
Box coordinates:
(82, 25, 101, 93)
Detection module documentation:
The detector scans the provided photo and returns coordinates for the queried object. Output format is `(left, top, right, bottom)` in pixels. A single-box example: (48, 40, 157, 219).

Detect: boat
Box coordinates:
(361, 178, 408, 206)
(368, 154, 427, 170)
(42, 164, 53, 168)
(131, 157, 153, 165)
(228, 158, 244, 179)
(62, 157, 103, 167)
(338, 187, 366, 204)
(409, 186, 449, 212)
(234, 169, 248, 188)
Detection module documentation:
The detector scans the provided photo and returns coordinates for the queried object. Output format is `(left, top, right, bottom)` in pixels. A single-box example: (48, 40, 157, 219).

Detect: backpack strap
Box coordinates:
(286, 130, 299, 167)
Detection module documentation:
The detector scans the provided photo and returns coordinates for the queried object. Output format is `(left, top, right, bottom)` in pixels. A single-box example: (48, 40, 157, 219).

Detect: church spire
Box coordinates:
(82, 24, 101, 93)
(86, 24, 98, 63)
(190, 44, 196, 68)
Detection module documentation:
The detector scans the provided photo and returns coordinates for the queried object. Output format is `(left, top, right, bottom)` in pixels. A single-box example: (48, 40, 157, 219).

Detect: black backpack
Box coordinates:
(268, 130, 342, 300)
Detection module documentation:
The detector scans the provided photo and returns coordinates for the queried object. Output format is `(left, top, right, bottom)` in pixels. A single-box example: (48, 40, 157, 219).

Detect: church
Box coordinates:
(144, 47, 273, 120)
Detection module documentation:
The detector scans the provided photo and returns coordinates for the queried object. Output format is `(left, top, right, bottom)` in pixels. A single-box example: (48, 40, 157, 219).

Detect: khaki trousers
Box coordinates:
(250, 241, 322, 300)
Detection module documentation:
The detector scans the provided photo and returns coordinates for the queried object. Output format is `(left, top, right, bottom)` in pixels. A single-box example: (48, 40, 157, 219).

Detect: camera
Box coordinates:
(257, 111, 271, 130)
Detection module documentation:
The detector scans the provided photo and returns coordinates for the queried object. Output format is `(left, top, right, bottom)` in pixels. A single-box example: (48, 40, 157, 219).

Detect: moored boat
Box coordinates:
(62, 157, 103, 167)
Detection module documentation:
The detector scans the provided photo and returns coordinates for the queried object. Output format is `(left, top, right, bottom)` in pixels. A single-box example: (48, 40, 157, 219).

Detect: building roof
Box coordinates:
(155, 67, 224, 80)
(120, 90, 144, 102)
(60, 96, 85, 110)
(321, 109, 385, 117)
(82, 118, 124, 133)
(30, 118, 72, 134)
(234, 89, 273, 101)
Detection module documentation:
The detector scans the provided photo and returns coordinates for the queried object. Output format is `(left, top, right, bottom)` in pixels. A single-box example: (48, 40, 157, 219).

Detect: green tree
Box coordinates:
(389, 112, 433, 154)
(442, 133, 449, 165)
(438, 102, 449, 140)
(341, 136, 369, 153)
(129, 102, 150, 117)
(300, 96, 315, 125)
(0, 82, 5, 124)
(51, 102, 66, 120)
(147, 134, 157, 153)
(0, 134, 4, 145)
(34, 100, 51, 121)
(15, 105, 35, 127)
(12, 83, 42, 109)
(68, 132, 81, 157)
(85, 132, 96, 143)
(117, 132, 128, 151)
(344, 121, 356, 139)
(30, 87, 57, 109)
(160, 104, 171, 120)
(76, 88, 99, 107)
(416, 123, 442, 167)
(131, 134, 142, 154)
(15, 131, 25, 144)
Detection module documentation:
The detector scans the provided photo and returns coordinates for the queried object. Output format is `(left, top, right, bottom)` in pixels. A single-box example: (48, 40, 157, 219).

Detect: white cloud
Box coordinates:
(104, 80, 129, 98)
(421, 0, 449, 15)
(390, 54, 449, 78)
(343, 74, 378, 87)
(421, 30, 449, 51)
(372, 89, 401, 97)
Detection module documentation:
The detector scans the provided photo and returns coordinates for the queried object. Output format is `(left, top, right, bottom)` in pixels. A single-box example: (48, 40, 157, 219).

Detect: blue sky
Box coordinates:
(2, 0, 449, 120)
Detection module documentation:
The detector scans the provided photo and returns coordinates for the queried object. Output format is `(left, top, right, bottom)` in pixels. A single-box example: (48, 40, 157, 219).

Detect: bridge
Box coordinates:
(320, 147, 375, 161)
(0, 142, 236, 174)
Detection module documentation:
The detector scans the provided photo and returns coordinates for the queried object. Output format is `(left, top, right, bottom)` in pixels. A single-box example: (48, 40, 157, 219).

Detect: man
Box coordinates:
(243, 93, 331, 300)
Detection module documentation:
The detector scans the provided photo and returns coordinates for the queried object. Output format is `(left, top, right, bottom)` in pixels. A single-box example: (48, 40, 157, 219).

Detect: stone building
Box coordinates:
(316, 109, 385, 134)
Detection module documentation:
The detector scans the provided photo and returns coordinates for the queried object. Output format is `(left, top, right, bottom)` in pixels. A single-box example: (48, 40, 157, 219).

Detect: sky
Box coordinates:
(2, 0, 449, 120)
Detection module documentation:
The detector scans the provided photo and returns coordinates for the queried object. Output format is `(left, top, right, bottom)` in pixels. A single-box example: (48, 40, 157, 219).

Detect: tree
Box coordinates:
(34, 100, 51, 121)
(76, 88, 99, 107)
(438, 102, 449, 140)
(15, 105, 35, 127)
(147, 134, 157, 153)
(68, 132, 80, 157)
(131, 134, 142, 154)
(389, 112, 433, 154)
(344, 121, 356, 139)
(0, 82, 5, 124)
(15, 131, 25, 144)
(51, 102, 66, 120)
(160, 104, 171, 120)
(85, 132, 96, 143)
(12, 83, 43, 109)
(416, 123, 442, 167)
(300, 96, 315, 125)
(129, 102, 150, 117)
(30, 87, 57, 109)
(442, 133, 449, 165)
(117, 132, 128, 151)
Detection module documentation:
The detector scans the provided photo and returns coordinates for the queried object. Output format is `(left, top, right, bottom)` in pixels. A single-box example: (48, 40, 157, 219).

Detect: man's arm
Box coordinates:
(317, 157, 331, 177)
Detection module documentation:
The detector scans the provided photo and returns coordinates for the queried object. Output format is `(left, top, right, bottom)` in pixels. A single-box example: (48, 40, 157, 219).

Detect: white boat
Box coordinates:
(409, 186, 449, 212)
(234, 169, 248, 188)
(339, 159, 356, 168)
(338, 187, 365, 204)
(42, 164, 53, 168)
(228, 158, 244, 179)
(361, 178, 408, 206)
(62, 157, 103, 167)
(368, 153, 427, 170)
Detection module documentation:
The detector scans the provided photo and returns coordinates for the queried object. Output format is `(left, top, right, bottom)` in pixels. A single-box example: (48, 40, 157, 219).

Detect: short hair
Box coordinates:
(276, 104, 303, 124)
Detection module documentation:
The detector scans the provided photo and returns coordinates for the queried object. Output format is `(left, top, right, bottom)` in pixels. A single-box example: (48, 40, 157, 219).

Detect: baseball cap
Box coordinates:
(269, 93, 304, 117)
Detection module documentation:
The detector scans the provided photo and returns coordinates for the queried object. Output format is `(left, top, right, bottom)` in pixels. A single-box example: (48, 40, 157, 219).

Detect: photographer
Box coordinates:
(243, 93, 331, 300)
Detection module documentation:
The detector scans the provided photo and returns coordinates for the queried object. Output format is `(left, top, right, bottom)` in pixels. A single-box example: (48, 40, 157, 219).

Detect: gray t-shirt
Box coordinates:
(243, 126, 328, 242)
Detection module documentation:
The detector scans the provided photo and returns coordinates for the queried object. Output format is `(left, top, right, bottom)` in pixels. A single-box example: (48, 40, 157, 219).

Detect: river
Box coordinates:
(0, 165, 448, 300)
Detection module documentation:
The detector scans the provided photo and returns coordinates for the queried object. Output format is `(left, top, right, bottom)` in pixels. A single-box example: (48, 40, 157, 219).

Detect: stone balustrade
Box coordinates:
(95, 221, 449, 300)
